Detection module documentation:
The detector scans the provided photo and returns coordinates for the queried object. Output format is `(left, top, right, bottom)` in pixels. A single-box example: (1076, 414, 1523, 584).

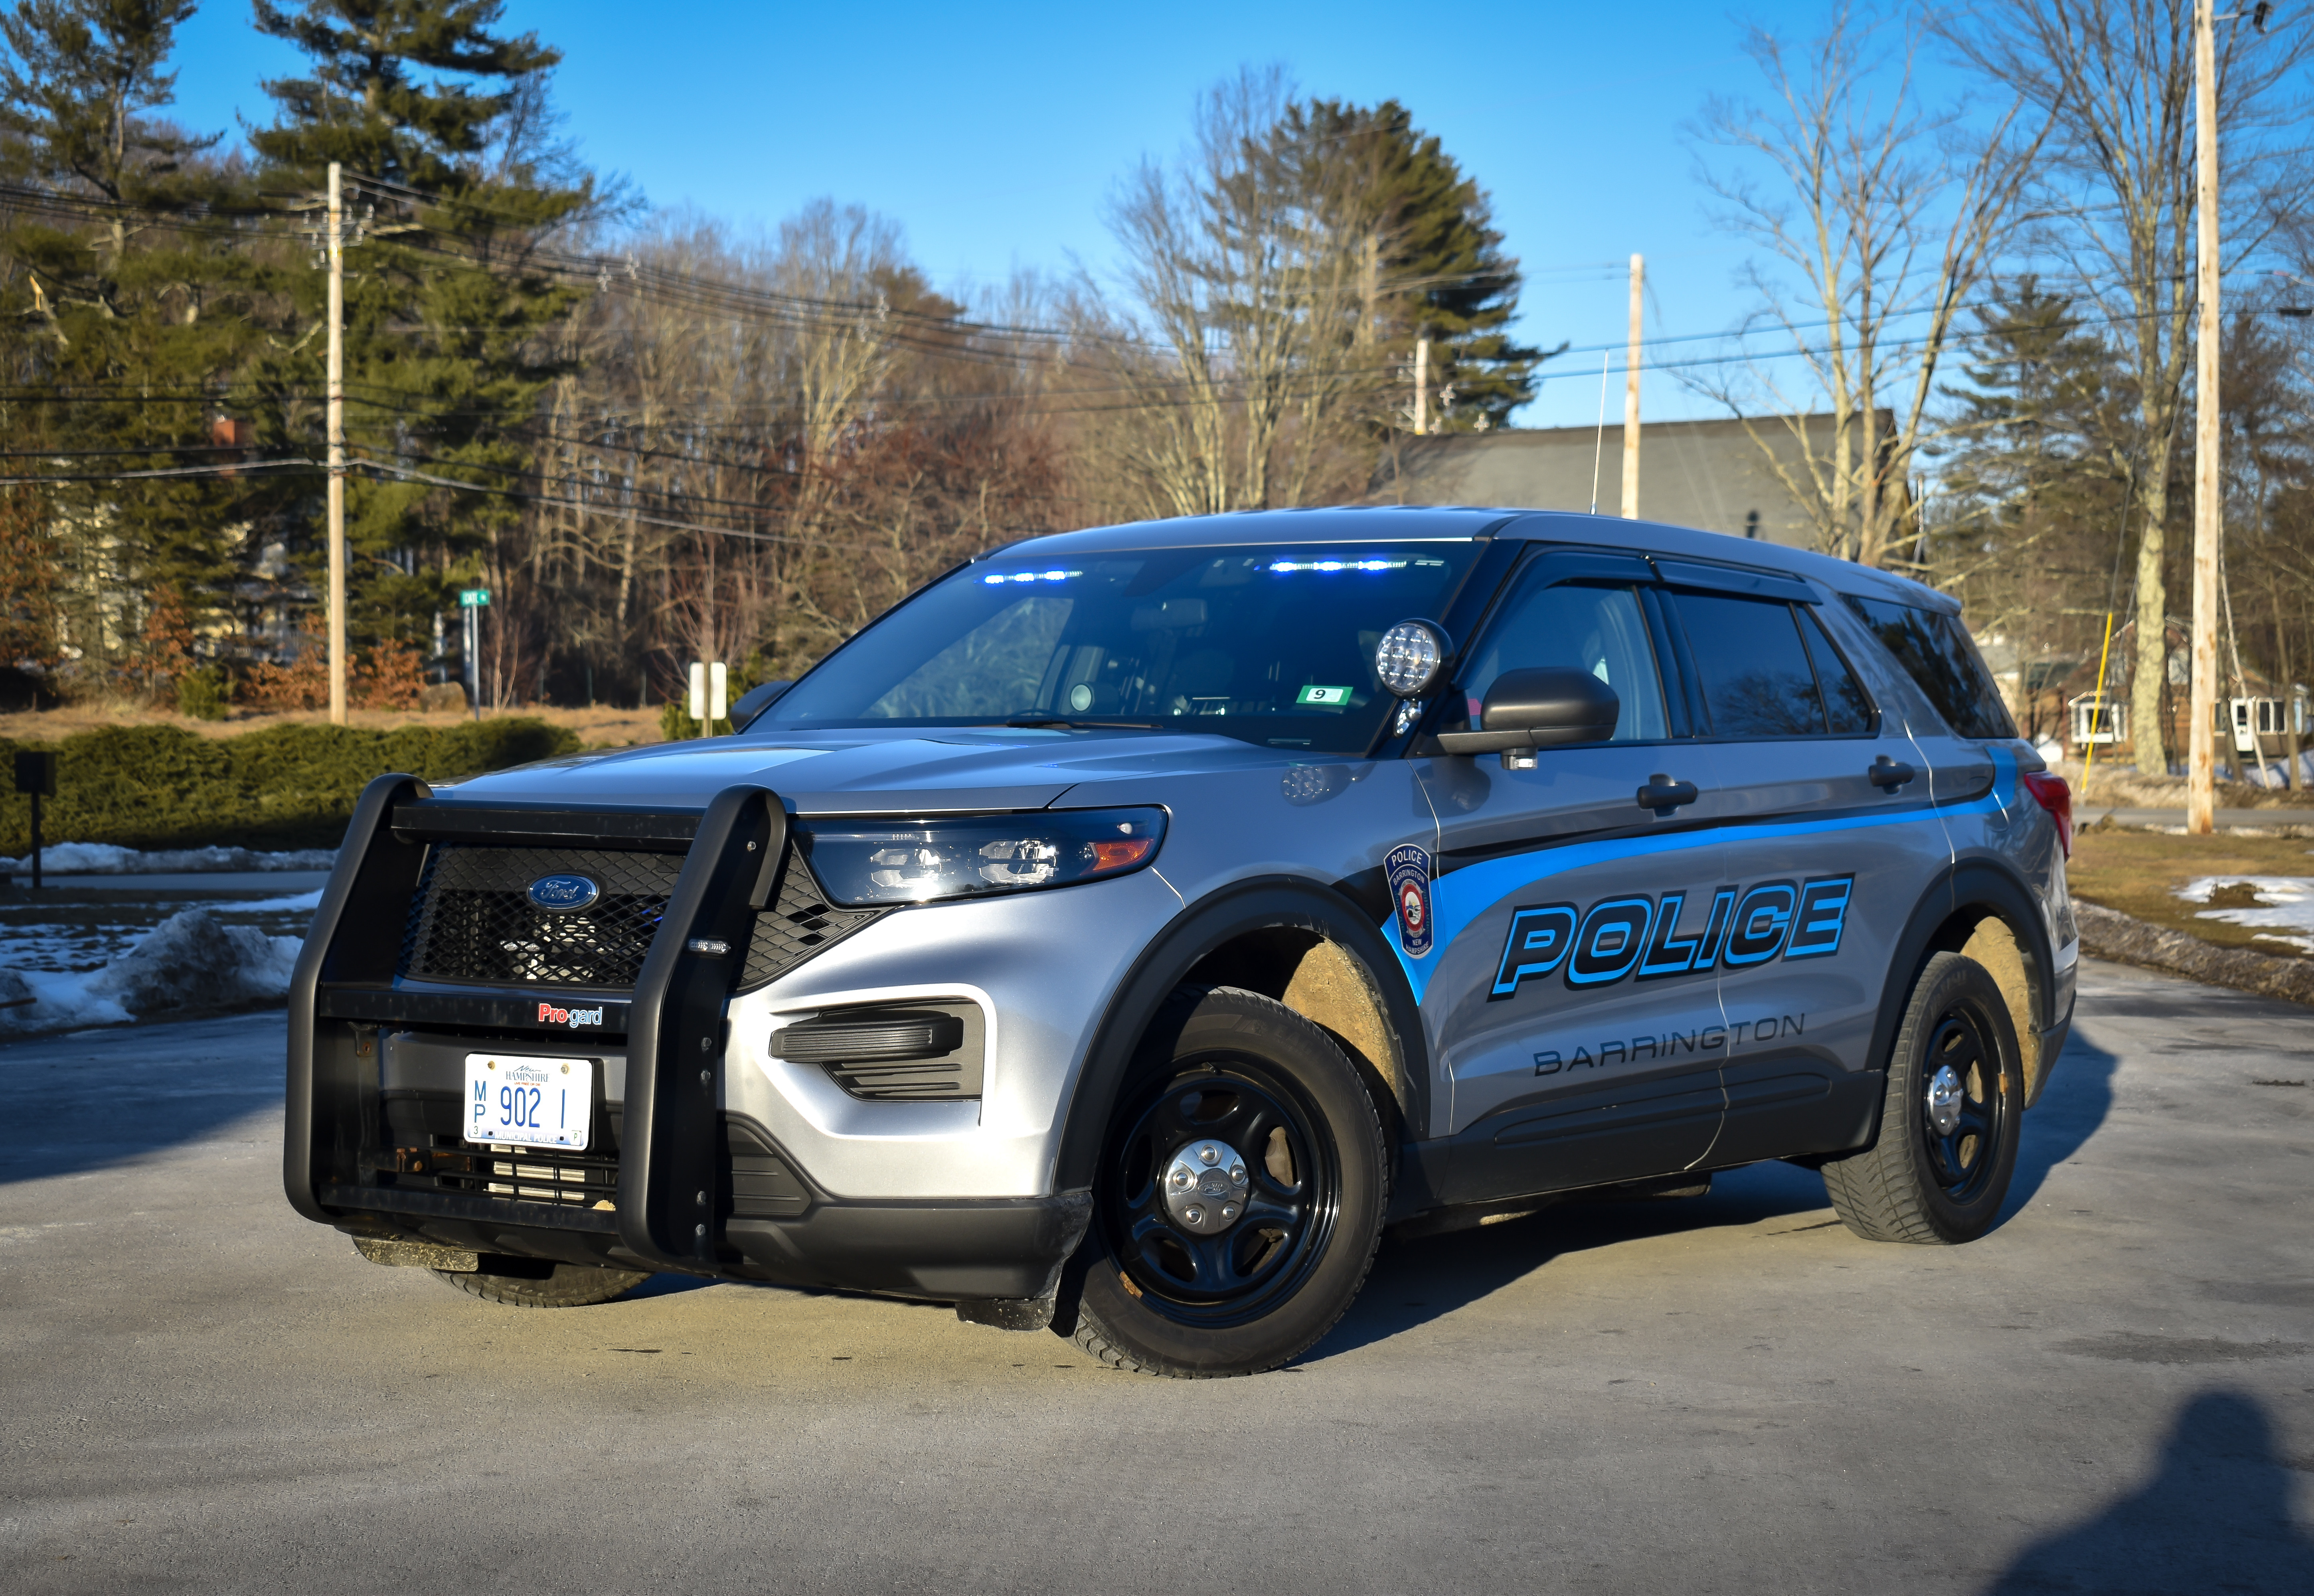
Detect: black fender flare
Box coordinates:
(1051, 875, 1430, 1191)
(1858, 856, 2056, 1137)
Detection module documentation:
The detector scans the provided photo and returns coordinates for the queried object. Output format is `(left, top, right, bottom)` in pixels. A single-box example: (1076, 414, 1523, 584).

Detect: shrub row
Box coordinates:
(0, 719, 584, 854)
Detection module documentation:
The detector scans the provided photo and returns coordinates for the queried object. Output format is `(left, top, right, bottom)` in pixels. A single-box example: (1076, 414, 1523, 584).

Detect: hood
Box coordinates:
(433, 725, 1299, 816)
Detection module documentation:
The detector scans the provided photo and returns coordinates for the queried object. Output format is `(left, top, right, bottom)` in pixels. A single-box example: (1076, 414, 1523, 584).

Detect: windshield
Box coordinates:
(765, 543, 1484, 753)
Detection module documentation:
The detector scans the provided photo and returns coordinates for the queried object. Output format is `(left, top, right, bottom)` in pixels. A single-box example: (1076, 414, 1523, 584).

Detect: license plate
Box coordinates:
(464, 1053, 593, 1150)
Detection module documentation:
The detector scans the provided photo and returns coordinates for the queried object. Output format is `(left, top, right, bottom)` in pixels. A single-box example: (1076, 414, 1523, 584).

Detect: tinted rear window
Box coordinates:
(1841, 596, 2017, 740)
(1797, 606, 1875, 734)
(1672, 591, 1827, 738)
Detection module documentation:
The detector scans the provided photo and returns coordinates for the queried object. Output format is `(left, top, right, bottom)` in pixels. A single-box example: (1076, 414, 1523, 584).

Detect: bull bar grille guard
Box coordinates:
(286, 775, 790, 1274)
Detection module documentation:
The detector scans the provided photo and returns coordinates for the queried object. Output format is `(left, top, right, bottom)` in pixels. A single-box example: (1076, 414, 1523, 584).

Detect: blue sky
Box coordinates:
(164, 0, 1850, 428)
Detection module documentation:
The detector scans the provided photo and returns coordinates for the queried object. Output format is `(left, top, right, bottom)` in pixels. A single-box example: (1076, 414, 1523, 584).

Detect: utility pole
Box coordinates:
(1620, 253, 1644, 519)
(2187, 0, 2220, 833)
(1412, 334, 1429, 437)
(326, 161, 348, 727)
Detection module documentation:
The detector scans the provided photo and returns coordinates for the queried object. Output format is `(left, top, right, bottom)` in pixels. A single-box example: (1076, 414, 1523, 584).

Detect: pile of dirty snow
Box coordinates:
(2176, 876, 2314, 954)
(0, 909, 303, 1032)
(0, 841, 337, 876)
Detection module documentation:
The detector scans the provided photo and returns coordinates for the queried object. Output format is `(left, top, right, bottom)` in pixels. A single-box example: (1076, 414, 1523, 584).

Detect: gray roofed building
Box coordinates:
(1369, 414, 1862, 550)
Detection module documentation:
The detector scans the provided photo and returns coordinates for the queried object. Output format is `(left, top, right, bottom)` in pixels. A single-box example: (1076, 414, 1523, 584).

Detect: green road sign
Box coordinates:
(458, 589, 491, 607)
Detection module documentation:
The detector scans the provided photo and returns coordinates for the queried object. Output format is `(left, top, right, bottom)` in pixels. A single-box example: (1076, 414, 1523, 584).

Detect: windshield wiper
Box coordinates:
(1001, 716, 1167, 731)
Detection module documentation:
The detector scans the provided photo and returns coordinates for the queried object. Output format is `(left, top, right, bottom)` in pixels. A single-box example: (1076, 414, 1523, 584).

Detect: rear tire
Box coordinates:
(1822, 952, 2023, 1244)
(432, 1259, 650, 1308)
(1067, 986, 1388, 1379)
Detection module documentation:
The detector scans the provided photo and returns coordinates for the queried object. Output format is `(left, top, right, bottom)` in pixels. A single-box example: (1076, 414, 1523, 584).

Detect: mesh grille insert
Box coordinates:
(401, 845, 681, 990)
(739, 854, 883, 992)
(398, 840, 883, 995)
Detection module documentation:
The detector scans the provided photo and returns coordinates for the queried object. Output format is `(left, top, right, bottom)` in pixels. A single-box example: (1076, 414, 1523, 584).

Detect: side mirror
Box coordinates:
(729, 678, 794, 731)
(1434, 668, 1619, 755)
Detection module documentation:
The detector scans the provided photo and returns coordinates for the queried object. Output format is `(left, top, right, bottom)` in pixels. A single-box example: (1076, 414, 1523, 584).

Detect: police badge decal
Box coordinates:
(1386, 843, 1434, 958)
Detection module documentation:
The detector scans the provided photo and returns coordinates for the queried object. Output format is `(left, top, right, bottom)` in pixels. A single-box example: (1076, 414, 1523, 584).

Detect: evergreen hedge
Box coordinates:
(0, 719, 584, 855)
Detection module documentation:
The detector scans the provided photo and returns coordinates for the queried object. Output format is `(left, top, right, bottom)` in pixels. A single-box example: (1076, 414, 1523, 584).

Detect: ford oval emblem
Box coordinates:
(527, 873, 600, 913)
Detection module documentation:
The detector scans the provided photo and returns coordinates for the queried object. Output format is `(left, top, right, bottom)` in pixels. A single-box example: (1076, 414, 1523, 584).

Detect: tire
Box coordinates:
(1066, 985, 1388, 1378)
(1822, 952, 2024, 1245)
(432, 1258, 651, 1308)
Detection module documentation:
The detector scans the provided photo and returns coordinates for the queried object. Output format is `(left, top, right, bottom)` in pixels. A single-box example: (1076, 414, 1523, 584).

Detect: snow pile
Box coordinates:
(0, 909, 304, 1032)
(0, 841, 338, 876)
(2176, 876, 2314, 954)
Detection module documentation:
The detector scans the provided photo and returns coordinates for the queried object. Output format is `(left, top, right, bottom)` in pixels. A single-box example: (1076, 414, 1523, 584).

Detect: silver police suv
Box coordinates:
(289, 507, 2077, 1377)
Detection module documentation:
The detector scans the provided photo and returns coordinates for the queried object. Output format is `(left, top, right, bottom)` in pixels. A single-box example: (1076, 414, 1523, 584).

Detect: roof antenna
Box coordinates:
(1588, 350, 1611, 514)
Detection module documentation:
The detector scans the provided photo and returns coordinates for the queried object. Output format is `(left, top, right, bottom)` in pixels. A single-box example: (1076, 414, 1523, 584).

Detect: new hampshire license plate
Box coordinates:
(464, 1054, 593, 1150)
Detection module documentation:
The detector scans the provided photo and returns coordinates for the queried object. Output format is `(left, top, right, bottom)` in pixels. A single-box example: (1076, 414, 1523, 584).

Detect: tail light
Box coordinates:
(2022, 771, 2072, 858)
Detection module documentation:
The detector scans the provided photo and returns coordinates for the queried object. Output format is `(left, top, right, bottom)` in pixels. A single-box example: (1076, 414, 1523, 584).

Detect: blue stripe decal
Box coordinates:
(1380, 747, 2015, 1004)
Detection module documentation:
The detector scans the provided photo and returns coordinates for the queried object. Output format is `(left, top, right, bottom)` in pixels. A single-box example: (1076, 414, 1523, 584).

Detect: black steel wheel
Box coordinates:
(1823, 952, 2024, 1244)
(1066, 986, 1387, 1377)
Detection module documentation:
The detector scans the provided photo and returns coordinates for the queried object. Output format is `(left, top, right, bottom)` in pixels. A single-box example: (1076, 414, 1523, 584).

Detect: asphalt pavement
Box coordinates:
(1, 961, 2309, 1594)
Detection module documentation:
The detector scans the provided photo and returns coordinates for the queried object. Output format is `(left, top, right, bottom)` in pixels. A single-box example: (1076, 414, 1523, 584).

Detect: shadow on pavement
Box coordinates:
(2004, 1031, 2119, 1217)
(1306, 1023, 2131, 1364)
(0, 1010, 286, 1185)
(1304, 1159, 1832, 1362)
(1983, 1391, 2314, 1594)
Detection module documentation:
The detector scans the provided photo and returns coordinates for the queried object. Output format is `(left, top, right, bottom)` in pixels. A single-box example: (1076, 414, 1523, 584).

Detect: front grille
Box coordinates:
(399, 839, 885, 995)
(419, 1136, 619, 1207)
(402, 846, 681, 989)
(740, 859, 883, 990)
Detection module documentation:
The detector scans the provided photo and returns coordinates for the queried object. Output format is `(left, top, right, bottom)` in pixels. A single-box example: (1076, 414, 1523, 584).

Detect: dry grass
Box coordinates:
(2069, 820, 2314, 962)
(0, 702, 666, 747)
(2052, 757, 2314, 810)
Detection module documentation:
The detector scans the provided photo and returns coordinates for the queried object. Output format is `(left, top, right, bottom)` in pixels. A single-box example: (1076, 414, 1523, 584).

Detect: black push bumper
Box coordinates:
(286, 774, 1089, 1302)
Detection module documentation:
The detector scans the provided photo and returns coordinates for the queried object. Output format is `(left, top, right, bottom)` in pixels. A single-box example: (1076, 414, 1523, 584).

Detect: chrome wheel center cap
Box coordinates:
(1925, 1064, 1965, 1137)
(1162, 1139, 1250, 1234)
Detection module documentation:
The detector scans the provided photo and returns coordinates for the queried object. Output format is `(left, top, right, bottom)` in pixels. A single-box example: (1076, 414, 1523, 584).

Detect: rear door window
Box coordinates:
(1840, 596, 2017, 740)
(1670, 591, 1827, 738)
(1797, 606, 1876, 734)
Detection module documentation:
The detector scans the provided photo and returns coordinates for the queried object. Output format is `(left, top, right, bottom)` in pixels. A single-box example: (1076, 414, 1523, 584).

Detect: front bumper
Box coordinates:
(288, 774, 1157, 1295)
(330, 1181, 1092, 1300)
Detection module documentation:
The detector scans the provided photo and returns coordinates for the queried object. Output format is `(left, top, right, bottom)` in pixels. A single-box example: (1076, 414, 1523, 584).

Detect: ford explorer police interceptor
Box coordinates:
(287, 506, 2076, 1378)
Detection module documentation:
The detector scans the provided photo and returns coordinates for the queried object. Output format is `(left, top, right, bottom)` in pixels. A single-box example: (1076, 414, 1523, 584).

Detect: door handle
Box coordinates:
(1636, 774, 1700, 812)
(1869, 755, 1917, 791)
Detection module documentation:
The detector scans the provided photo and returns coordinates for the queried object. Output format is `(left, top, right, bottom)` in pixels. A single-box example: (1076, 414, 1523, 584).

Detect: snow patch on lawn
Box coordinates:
(2176, 876, 2314, 953)
(0, 909, 303, 1033)
(0, 841, 337, 876)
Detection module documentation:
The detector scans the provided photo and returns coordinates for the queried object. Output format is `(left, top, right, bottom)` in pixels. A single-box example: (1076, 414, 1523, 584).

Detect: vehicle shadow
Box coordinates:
(1302, 1159, 1835, 1363)
(2003, 1030, 2119, 1217)
(1982, 1390, 2314, 1594)
(1306, 1021, 2128, 1365)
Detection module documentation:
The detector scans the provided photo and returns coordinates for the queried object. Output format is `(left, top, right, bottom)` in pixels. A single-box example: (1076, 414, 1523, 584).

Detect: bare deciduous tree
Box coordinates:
(1692, 0, 2049, 570)
(1950, 0, 2313, 775)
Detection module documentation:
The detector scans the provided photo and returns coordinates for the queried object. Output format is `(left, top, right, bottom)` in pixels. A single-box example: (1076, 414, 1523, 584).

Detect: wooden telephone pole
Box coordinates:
(325, 161, 348, 726)
(2188, 0, 2220, 832)
(1619, 253, 1643, 519)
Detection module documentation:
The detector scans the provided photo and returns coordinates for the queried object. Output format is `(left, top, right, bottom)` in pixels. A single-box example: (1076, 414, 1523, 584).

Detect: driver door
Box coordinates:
(1413, 550, 1733, 1207)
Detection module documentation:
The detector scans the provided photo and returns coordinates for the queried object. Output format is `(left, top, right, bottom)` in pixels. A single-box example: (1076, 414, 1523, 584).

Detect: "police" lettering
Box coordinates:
(1490, 874, 1854, 1000)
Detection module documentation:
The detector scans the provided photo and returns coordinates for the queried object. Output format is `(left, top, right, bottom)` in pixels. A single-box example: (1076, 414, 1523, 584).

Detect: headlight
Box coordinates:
(795, 807, 1167, 906)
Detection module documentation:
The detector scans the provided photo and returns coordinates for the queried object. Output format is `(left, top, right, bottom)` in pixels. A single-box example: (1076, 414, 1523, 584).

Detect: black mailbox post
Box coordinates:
(12, 750, 57, 891)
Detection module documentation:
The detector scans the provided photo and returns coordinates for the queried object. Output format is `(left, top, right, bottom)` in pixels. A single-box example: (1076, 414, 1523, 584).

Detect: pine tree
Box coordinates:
(1285, 98, 1552, 430)
(239, 0, 590, 645)
(0, 0, 261, 671)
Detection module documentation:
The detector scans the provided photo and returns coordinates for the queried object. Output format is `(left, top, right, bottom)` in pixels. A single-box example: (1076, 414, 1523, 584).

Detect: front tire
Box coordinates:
(1068, 986, 1387, 1378)
(1822, 952, 2024, 1244)
(433, 1258, 650, 1308)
